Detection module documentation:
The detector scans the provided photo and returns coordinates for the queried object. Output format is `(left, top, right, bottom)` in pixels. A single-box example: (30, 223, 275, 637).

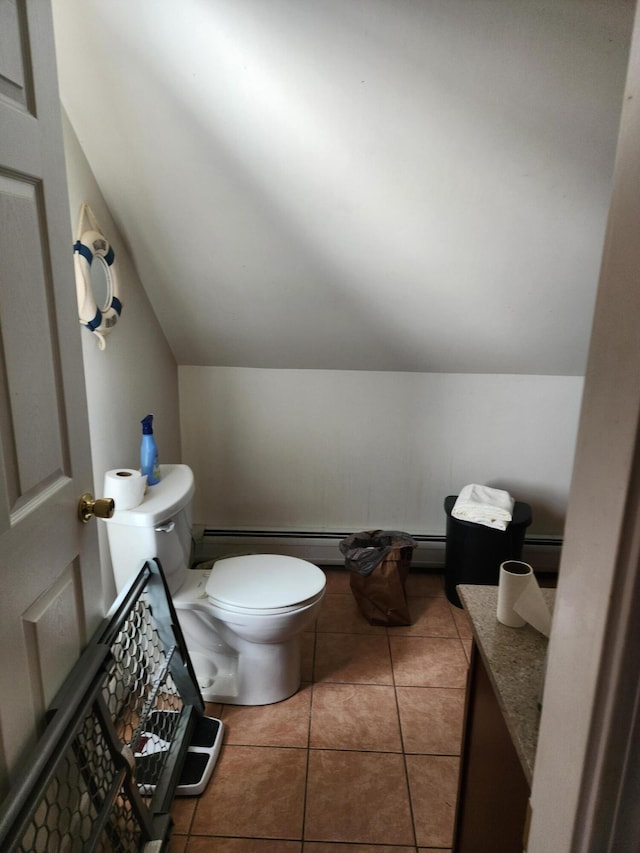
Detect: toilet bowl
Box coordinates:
(173, 555, 325, 704)
(103, 464, 326, 705)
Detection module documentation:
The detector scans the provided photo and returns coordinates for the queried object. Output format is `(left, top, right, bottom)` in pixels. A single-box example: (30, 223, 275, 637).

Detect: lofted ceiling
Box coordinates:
(52, 0, 634, 374)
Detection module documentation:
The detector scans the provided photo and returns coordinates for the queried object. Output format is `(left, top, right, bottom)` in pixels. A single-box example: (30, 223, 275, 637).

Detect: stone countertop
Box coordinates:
(457, 583, 554, 786)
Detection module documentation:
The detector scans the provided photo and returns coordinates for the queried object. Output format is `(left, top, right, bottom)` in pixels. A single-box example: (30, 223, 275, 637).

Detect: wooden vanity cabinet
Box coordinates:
(453, 584, 553, 853)
(453, 643, 530, 853)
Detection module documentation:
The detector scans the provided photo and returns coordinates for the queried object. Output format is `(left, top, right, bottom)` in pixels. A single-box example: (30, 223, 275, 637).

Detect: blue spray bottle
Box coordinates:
(140, 414, 161, 485)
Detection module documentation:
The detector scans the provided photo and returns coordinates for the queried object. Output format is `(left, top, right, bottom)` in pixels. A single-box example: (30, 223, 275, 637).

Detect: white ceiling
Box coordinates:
(52, 0, 634, 375)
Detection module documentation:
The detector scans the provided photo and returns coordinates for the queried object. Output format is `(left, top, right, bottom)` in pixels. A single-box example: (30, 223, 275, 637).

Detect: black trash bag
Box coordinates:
(339, 530, 417, 626)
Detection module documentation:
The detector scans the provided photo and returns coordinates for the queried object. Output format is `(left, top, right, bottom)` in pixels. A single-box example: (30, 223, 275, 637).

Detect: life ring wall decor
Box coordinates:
(73, 203, 122, 350)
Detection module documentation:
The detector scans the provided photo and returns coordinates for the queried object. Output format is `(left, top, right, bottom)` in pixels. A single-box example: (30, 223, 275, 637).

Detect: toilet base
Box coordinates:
(189, 637, 302, 705)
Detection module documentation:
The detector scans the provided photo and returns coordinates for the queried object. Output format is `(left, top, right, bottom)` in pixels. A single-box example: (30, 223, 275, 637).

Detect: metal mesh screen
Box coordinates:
(0, 560, 204, 853)
(17, 709, 143, 853)
(106, 596, 185, 794)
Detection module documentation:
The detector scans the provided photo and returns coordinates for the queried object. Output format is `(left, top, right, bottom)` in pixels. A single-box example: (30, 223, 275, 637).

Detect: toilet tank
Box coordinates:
(103, 464, 195, 595)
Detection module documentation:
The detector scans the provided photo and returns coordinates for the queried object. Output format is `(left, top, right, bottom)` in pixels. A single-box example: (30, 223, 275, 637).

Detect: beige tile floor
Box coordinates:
(170, 568, 473, 852)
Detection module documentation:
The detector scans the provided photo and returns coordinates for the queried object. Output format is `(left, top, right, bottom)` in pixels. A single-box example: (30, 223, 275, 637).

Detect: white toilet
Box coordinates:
(103, 464, 326, 705)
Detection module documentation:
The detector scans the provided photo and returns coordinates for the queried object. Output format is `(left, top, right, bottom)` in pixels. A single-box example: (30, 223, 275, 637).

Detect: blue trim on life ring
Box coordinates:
(86, 308, 102, 331)
(86, 297, 122, 331)
(73, 240, 93, 265)
(104, 245, 115, 266)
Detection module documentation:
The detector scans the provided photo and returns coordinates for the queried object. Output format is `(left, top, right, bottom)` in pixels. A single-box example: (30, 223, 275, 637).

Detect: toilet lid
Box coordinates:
(205, 554, 326, 611)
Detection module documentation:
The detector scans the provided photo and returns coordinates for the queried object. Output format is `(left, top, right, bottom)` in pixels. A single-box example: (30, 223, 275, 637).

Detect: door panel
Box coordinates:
(0, 0, 101, 799)
(22, 562, 82, 712)
(0, 175, 68, 510)
(0, 0, 33, 112)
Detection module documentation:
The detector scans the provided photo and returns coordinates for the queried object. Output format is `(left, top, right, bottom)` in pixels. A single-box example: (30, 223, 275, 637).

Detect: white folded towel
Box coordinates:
(451, 484, 515, 531)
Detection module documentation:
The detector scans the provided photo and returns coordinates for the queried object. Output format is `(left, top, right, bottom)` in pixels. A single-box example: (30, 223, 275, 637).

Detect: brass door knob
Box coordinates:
(78, 493, 115, 523)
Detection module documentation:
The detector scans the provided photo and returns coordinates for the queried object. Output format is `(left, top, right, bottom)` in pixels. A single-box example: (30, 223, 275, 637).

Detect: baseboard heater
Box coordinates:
(197, 529, 563, 572)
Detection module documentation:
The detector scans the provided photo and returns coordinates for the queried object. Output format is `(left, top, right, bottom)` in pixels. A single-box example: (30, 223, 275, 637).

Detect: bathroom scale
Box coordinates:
(134, 713, 224, 796)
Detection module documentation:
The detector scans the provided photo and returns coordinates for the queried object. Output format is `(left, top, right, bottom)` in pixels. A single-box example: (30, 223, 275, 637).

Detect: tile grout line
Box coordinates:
(387, 624, 420, 852)
(299, 624, 319, 848)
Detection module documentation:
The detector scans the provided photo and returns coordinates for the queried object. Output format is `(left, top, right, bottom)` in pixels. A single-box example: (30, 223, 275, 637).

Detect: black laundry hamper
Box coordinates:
(443, 496, 532, 607)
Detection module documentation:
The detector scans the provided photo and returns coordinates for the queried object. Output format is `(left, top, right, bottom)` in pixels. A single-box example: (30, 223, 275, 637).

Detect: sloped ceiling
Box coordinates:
(52, 0, 633, 374)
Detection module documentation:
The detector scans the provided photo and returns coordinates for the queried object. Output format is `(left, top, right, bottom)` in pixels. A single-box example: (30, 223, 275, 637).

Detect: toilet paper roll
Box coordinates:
(497, 560, 552, 636)
(104, 468, 147, 511)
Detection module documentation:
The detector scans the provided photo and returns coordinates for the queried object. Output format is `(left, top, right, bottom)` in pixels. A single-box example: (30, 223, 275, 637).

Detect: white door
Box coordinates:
(0, 0, 102, 799)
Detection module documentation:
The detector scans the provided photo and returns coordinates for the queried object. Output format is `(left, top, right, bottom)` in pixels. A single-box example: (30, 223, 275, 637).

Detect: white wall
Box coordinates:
(52, 0, 634, 376)
(53, 0, 627, 567)
(180, 366, 582, 538)
(61, 112, 181, 607)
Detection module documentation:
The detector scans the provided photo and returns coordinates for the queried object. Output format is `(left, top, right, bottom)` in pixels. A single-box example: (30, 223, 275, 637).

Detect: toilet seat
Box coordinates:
(205, 554, 326, 614)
